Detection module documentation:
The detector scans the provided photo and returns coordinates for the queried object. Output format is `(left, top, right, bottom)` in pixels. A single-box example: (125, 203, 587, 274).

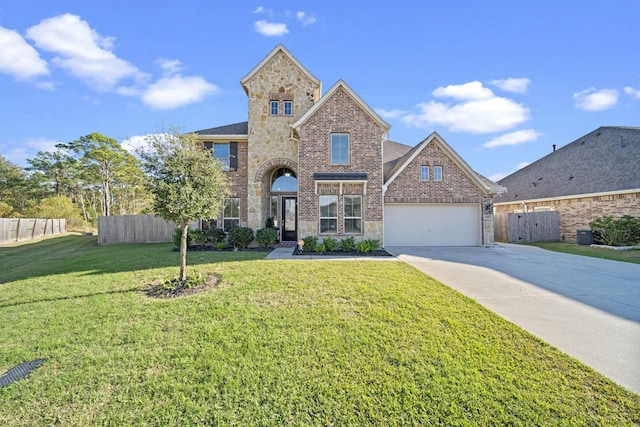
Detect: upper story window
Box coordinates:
(214, 143, 230, 171)
(283, 101, 293, 116)
(434, 165, 443, 181)
(269, 92, 294, 116)
(270, 101, 279, 116)
(331, 133, 350, 165)
(421, 165, 429, 181)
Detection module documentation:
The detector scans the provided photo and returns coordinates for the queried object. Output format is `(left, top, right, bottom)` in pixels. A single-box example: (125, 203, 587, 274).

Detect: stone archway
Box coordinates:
(255, 158, 299, 241)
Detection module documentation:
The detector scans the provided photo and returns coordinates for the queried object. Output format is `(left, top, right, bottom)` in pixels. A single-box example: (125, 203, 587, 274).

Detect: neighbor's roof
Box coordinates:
(496, 126, 640, 203)
(194, 121, 248, 137)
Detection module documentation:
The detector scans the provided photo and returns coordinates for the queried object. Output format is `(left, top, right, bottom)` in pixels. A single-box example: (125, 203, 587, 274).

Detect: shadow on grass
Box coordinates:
(0, 234, 270, 285)
(0, 287, 141, 309)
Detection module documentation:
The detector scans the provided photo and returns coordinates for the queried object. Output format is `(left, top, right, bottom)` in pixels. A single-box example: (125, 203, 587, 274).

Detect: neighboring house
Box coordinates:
(494, 126, 640, 242)
(195, 45, 504, 246)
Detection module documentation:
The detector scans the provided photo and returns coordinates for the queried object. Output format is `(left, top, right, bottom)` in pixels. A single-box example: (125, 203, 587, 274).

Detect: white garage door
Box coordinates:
(384, 203, 481, 246)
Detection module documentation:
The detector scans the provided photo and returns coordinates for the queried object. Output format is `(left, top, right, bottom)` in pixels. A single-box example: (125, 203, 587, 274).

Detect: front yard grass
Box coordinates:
(528, 241, 640, 264)
(1, 235, 638, 425)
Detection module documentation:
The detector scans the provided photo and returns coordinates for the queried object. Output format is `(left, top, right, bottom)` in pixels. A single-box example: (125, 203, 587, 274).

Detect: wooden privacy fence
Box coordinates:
(494, 211, 560, 243)
(98, 214, 198, 245)
(0, 218, 67, 244)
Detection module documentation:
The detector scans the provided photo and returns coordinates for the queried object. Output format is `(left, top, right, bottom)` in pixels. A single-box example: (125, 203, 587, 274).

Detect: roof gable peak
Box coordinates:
(240, 44, 321, 94)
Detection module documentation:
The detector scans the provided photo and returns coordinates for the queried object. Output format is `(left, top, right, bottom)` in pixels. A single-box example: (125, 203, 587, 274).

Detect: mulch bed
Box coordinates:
(144, 274, 220, 299)
(295, 249, 393, 257)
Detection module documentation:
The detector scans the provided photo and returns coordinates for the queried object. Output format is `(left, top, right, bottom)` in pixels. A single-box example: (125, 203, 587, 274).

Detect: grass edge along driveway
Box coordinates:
(1, 235, 638, 426)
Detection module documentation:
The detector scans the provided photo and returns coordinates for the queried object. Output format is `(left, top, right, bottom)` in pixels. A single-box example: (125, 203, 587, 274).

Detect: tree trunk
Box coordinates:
(180, 222, 189, 282)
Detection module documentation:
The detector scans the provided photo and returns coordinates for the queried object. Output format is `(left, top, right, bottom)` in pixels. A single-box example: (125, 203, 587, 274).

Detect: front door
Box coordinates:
(282, 196, 297, 241)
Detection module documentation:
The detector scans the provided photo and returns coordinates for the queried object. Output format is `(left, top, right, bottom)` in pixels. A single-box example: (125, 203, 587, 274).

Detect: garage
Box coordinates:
(384, 203, 481, 246)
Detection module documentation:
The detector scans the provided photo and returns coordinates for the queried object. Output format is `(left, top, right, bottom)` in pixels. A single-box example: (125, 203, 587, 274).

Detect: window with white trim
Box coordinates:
(214, 143, 230, 171)
(270, 101, 279, 115)
(434, 165, 443, 181)
(283, 101, 293, 116)
(331, 133, 349, 165)
(344, 195, 362, 234)
(223, 198, 240, 231)
(319, 195, 338, 233)
(421, 165, 429, 181)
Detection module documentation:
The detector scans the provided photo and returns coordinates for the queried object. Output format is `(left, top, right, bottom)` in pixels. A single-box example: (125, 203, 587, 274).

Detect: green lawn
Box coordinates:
(1, 235, 638, 426)
(528, 241, 640, 264)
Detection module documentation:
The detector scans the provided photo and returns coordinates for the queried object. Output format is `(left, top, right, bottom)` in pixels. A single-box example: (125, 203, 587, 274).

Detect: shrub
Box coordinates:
(340, 237, 356, 252)
(315, 243, 326, 253)
(206, 227, 227, 245)
(302, 236, 318, 252)
(216, 242, 226, 250)
(323, 237, 339, 252)
(256, 227, 278, 248)
(589, 215, 640, 246)
(357, 240, 372, 253)
(227, 227, 254, 249)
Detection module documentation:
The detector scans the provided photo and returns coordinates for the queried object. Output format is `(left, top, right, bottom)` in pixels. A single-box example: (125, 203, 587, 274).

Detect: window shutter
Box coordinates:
(230, 142, 238, 171)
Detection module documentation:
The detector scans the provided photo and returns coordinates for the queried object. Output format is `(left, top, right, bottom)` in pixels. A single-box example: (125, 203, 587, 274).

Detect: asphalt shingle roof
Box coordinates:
(496, 126, 640, 203)
(194, 121, 248, 136)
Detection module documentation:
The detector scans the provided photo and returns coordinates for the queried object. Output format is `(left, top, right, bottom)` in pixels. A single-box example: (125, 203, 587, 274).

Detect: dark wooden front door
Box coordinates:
(282, 197, 297, 241)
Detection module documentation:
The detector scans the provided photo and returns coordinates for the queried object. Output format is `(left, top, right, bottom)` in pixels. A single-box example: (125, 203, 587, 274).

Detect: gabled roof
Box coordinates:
(194, 121, 248, 137)
(496, 126, 640, 203)
(291, 80, 390, 132)
(383, 139, 413, 179)
(239, 44, 321, 95)
(384, 132, 506, 195)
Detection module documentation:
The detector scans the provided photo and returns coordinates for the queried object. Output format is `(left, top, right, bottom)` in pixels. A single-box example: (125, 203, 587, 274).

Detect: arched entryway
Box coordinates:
(269, 167, 298, 241)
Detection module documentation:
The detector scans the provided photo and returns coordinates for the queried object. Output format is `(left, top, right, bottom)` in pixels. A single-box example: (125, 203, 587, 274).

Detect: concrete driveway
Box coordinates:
(386, 244, 640, 394)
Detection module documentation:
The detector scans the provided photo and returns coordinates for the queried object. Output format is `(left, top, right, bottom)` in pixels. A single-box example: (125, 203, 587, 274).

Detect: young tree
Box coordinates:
(138, 129, 230, 282)
(0, 155, 29, 214)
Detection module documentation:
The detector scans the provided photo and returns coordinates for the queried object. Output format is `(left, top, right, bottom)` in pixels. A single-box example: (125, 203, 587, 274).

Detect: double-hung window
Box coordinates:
(223, 198, 240, 231)
(421, 165, 429, 181)
(283, 101, 293, 116)
(214, 143, 230, 171)
(319, 195, 338, 233)
(344, 196, 362, 234)
(270, 100, 279, 115)
(331, 133, 349, 165)
(434, 165, 443, 181)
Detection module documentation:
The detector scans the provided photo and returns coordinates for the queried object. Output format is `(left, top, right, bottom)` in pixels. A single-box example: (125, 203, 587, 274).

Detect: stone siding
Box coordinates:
(296, 86, 385, 241)
(494, 191, 640, 242)
(244, 50, 320, 230)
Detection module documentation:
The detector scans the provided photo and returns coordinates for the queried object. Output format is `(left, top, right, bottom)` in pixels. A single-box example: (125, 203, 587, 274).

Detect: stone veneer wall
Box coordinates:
(385, 140, 496, 246)
(296, 87, 385, 242)
(494, 191, 640, 242)
(243, 50, 320, 230)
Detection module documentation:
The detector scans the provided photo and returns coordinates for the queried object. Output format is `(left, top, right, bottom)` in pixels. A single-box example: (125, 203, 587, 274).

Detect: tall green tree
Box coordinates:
(26, 149, 75, 197)
(138, 129, 230, 282)
(58, 133, 141, 217)
(0, 155, 29, 215)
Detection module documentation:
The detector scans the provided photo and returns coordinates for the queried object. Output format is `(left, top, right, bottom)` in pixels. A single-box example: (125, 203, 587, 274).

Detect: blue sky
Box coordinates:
(1, 1, 639, 181)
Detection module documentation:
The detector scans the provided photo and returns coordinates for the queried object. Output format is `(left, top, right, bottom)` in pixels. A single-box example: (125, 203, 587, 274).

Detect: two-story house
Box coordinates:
(195, 45, 504, 247)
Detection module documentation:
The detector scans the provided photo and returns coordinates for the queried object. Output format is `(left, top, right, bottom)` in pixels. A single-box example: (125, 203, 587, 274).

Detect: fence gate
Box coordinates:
(494, 211, 560, 243)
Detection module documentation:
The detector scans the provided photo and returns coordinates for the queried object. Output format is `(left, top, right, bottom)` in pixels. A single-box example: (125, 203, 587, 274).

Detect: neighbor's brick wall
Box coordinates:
(385, 141, 487, 203)
(296, 86, 385, 241)
(494, 191, 640, 242)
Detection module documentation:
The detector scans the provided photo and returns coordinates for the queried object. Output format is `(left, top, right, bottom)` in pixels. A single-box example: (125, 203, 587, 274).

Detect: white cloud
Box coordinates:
(489, 162, 530, 182)
(120, 134, 150, 156)
(157, 58, 183, 76)
(489, 78, 531, 94)
(573, 87, 618, 111)
(25, 14, 147, 92)
(297, 11, 317, 26)
(403, 87, 530, 134)
(142, 75, 218, 110)
(432, 81, 494, 101)
(483, 129, 542, 148)
(624, 86, 640, 100)
(253, 6, 265, 14)
(375, 108, 407, 119)
(254, 20, 289, 37)
(0, 25, 49, 80)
